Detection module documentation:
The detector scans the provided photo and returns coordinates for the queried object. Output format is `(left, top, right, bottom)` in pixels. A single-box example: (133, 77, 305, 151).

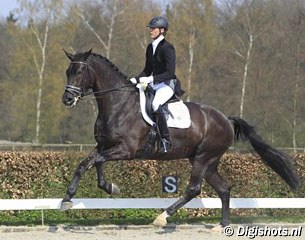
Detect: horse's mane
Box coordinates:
(90, 52, 128, 80)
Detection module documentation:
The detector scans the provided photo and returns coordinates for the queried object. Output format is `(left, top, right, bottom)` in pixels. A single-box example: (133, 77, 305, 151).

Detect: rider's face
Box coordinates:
(149, 27, 164, 39)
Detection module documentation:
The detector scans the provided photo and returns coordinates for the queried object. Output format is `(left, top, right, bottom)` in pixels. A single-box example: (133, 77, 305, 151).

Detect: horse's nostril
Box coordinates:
(62, 92, 74, 105)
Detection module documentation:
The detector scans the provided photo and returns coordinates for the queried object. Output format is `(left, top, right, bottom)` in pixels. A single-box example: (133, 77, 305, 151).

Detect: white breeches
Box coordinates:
(151, 82, 174, 112)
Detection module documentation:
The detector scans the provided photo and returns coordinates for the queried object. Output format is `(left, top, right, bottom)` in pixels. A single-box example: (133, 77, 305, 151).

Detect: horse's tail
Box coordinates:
(229, 116, 299, 190)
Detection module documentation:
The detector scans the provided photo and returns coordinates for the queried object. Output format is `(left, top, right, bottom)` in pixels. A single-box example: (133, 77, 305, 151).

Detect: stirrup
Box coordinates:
(160, 138, 170, 153)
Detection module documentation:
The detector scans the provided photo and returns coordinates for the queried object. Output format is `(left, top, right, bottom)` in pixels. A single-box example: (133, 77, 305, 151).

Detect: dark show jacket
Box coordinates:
(136, 39, 185, 97)
(136, 39, 176, 83)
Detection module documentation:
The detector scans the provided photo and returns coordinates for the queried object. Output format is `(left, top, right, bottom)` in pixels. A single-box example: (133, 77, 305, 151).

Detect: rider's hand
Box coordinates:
(129, 77, 137, 84)
(139, 76, 153, 84)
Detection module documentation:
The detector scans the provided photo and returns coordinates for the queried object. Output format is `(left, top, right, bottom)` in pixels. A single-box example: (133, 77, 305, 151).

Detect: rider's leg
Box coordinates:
(155, 106, 171, 152)
(152, 83, 174, 111)
(152, 84, 174, 153)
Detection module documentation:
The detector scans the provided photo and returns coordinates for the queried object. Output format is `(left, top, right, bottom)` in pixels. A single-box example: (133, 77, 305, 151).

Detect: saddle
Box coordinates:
(136, 83, 191, 155)
(136, 83, 191, 129)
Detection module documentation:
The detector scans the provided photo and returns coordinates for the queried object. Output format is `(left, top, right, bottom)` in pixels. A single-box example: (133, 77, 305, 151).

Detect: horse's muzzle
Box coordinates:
(62, 91, 78, 107)
(62, 85, 85, 107)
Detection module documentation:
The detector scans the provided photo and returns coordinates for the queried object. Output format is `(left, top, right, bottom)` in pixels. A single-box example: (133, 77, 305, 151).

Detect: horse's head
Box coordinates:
(62, 49, 93, 107)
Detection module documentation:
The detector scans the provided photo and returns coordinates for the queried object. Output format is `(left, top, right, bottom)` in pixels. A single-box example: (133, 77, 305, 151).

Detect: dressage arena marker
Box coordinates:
(0, 198, 304, 210)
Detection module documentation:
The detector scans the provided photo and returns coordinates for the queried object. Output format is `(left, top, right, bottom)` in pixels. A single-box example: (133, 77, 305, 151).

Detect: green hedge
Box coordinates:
(0, 151, 304, 225)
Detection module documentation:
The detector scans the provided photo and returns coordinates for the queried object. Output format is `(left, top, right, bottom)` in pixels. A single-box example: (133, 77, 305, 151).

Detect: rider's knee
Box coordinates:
(152, 102, 161, 112)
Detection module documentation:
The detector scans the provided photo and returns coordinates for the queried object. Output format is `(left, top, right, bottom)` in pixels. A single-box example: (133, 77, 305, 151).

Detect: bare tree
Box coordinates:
(169, 0, 215, 101)
(72, 0, 124, 59)
(239, 31, 252, 118)
(219, 0, 270, 118)
(284, 2, 305, 151)
(17, 0, 64, 143)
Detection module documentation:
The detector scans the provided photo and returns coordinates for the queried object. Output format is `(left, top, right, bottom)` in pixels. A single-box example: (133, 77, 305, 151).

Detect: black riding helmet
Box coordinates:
(147, 16, 169, 30)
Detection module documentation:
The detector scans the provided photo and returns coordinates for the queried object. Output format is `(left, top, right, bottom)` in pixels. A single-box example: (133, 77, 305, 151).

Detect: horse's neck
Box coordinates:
(91, 56, 138, 119)
(94, 83, 138, 118)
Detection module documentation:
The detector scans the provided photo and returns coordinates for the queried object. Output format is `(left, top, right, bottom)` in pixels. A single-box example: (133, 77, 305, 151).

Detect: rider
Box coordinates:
(130, 16, 184, 153)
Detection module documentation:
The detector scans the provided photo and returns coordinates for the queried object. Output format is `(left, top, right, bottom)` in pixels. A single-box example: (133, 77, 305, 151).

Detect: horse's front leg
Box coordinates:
(94, 143, 133, 195)
(95, 161, 120, 195)
(60, 149, 100, 211)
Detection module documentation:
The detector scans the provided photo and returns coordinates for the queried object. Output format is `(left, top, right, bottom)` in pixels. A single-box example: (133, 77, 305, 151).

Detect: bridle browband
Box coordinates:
(70, 61, 89, 65)
(65, 60, 135, 101)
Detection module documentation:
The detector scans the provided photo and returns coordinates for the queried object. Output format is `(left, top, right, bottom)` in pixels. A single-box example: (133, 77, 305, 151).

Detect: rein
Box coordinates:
(65, 82, 135, 100)
(92, 84, 136, 97)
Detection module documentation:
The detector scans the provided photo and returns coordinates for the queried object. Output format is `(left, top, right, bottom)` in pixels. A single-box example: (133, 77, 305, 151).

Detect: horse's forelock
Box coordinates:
(72, 52, 90, 62)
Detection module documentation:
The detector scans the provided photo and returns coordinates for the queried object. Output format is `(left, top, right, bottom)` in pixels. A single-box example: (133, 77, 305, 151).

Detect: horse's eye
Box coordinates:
(77, 70, 82, 75)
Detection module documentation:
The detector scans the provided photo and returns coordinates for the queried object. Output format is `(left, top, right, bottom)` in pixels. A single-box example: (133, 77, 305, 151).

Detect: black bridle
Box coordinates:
(64, 61, 92, 100)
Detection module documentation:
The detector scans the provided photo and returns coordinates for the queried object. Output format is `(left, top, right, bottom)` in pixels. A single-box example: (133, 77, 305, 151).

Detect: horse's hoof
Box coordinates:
(211, 224, 224, 233)
(152, 217, 167, 227)
(111, 183, 120, 195)
(152, 211, 169, 227)
(60, 201, 73, 211)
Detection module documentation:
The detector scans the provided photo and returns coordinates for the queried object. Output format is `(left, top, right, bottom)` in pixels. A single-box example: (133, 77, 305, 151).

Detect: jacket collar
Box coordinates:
(152, 35, 165, 54)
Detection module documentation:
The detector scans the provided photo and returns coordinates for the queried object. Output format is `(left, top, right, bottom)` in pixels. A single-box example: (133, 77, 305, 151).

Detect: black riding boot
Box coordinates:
(155, 106, 171, 153)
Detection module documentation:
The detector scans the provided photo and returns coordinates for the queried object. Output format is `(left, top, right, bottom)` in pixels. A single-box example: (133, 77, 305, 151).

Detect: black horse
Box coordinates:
(60, 49, 299, 227)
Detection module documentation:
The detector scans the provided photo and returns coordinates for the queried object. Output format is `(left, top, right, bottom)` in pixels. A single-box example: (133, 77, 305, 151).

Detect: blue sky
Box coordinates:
(0, 0, 171, 18)
(0, 0, 18, 17)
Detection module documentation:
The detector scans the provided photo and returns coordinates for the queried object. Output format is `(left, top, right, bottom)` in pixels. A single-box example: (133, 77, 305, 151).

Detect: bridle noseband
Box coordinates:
(64, 84, 86, 97)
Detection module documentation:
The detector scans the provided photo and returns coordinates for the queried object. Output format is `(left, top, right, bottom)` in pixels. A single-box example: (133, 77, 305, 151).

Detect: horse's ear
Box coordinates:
(84, 48, 92, 60)
(63, 49, 74, 61)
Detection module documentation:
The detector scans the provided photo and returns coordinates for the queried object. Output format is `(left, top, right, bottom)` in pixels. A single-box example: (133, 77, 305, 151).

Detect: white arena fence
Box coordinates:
(0, 142, 304, 152)
(0, 198, 304, 211)
(1, 198, 303, 225)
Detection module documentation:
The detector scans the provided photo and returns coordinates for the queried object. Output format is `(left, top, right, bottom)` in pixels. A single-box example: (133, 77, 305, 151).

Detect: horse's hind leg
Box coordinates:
(153, 158, 208, 226)
(60, 149, 100, 211)
(204, 162, 230, 227)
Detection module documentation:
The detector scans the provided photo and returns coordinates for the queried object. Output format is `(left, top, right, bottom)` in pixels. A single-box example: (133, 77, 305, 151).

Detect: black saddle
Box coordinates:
(145, 85, 179, 120)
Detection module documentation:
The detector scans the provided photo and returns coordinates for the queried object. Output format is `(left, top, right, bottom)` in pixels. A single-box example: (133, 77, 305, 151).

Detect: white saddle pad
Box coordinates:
(136, 84, 191, 129)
